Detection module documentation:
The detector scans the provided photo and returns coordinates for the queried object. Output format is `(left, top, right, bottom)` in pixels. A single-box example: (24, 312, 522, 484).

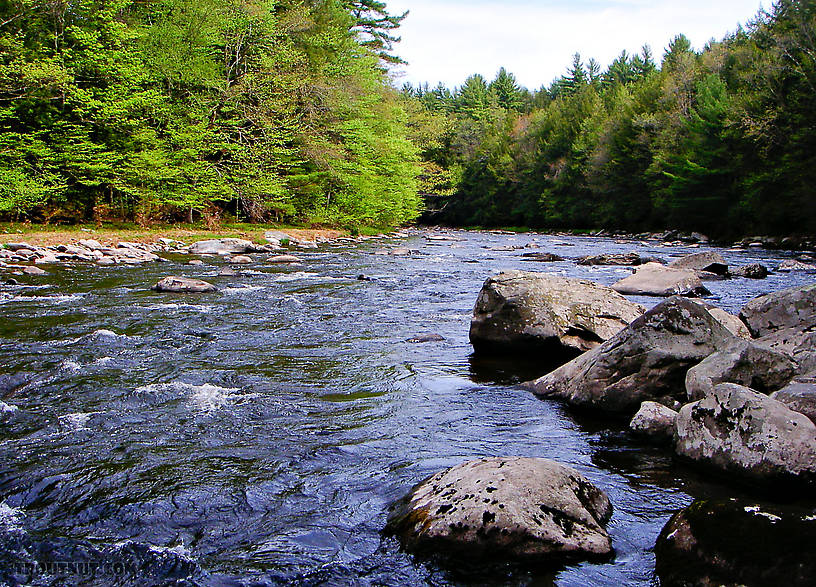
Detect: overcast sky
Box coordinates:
(385, 0, 766, 90)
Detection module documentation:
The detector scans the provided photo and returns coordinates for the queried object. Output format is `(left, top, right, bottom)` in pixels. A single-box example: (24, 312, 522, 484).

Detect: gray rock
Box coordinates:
(188, 238, 253, 255)
(578, 253, 651, 266)
(777, 259, 816, 272)
(521, 252, 564, 262)
(771, 379, 816, 424)
(629, 401, 678, 443)
(78, 238, 103, 251)
(685, 339, 797, 401)
(264, 231, 292, 246)
(22, 266, 47, 276)
(470, 270, 645, 356)
(3, 243, 34, 251)
(732, 263, 769, 279)
(668, 251, 728, 276)
(406, 334, 445, 343)
(524, 297, 737, 414)
(740, 284, 816, 338)
(385, 457, 612, 561)
(152, 276, 217, 293)
(655, 499, 816, 587)
(188, 259, 204, 266)
(675, 383, 816, 484)
(690, 301, 752, 339)
(96, 257, 116, 266)
(218, 266, 237, 277)
(389, 247, 412, 256)
(228, 255, 252, 264)
(34, 253, 60, 265)
(611, 263, 710, 297)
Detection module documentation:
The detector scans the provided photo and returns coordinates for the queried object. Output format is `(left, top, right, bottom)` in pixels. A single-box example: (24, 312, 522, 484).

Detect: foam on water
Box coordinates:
(273, 271, 322, 282)
(60, 359, 82, 372)
(59, 412, 98, 430)
(135, 382, 239, 412)
(0, 401, 18, 414)
(221, 285, 266, 295)
(0, 502, 24, 532)
(143, 303, 212, 313)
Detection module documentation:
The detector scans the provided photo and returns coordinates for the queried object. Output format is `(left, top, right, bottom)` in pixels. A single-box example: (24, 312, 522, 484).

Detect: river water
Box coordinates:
(0, 230, 813, 586)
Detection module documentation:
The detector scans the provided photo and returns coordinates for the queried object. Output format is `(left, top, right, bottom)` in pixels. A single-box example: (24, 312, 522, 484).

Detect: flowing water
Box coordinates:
(0, 230, 814, 586)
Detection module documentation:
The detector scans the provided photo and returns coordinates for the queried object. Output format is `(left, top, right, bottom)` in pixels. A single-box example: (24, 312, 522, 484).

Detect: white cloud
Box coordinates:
(386, 0, 765, 90)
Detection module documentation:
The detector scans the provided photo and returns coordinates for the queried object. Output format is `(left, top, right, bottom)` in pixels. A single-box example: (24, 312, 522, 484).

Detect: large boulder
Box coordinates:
(523, 297, 737, 414)
(187, 238, 253, 255)
(739, 284, 816, 338)
(629, 401, 678, 443)
(385, 457, 613, 562)
(675, 383, 816, 485)
(610, 263, 710, 297)
(152, 276, 217, 293)
(655, 499, 816, 587)
(469, 271, 645, 357)
(690, 301, 751, 339)
(740, 284, 816, 373)
(685, 339, 797, 401)
(771, 377, 816, 424)
(668, 251, 728, 276)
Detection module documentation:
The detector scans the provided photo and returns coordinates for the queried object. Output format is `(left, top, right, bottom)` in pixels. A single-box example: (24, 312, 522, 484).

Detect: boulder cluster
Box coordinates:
(401, 261, 813, 579)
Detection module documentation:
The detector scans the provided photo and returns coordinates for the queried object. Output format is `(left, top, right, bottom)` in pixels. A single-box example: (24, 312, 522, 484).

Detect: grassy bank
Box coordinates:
(0, 222, 367, 247)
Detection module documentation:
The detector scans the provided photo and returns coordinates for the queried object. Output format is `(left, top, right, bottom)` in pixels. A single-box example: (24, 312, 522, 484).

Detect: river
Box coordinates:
(0, 229, 813, 586)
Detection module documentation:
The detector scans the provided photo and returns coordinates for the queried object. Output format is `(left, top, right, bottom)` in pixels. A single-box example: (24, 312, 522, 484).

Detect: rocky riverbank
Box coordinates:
(0, 229, 410, 280)
(389, 260, 814, 581)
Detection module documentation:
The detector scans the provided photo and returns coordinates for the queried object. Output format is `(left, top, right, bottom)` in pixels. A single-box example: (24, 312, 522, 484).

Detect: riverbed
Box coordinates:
(0, 230, 813, 586)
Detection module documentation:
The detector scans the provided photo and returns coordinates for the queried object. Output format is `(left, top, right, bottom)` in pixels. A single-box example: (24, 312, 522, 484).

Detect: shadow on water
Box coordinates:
(467, 353, 570, 386)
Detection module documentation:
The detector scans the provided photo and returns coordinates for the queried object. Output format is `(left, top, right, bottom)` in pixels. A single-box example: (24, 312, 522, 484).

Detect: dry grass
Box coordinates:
(0, 223, 348, 247)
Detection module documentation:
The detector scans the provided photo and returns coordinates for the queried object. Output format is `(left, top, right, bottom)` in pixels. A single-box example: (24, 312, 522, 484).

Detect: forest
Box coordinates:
(406, 0, 816, 238)
(0, 0, 420, 228)
(1, 0, 814, 236)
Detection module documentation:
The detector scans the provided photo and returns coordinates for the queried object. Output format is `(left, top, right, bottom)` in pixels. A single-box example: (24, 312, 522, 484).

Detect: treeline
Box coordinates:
(0, 0, 420, 227)
(405, 0, 816, 238)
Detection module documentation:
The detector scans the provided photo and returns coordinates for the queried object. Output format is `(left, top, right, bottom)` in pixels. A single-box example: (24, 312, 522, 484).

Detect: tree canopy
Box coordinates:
(0, 0, 420, 227)
(403, 0, 816, 238)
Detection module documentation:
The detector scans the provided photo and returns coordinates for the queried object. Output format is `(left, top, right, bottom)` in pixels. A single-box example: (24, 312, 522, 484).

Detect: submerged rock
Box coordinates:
(521, 252, 564, 262)
(524, 297, 736, 414)
(268, 255, 302, 264)
(629, 402, 678, 443)
(655, 499, 816, 587)
(152, 276, 218, 293)
(406, 334, 445, 343)
(385, 457, 613, 562)
(22, 266, 47, 276)
(469, 270, 645, 357)
(611, 263, 710, 297)
(675, 383, 816, 485)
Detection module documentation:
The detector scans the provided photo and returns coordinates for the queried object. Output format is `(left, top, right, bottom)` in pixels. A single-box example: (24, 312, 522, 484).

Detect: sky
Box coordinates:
(385, 0, 766, 90)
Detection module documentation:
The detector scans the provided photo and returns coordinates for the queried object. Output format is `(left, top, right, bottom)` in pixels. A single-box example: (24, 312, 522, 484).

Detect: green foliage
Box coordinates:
(0, 0, 420, 227)
(407, 0, 816, 237)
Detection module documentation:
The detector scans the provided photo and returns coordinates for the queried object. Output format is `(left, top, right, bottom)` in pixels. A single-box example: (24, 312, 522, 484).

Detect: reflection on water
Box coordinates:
(0, 230, 814, 586)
